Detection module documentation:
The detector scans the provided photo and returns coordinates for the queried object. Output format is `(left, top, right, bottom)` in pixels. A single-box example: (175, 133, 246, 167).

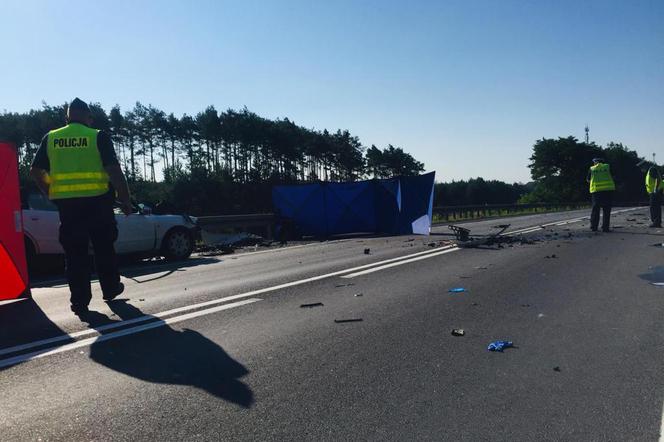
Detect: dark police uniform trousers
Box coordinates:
(55, 191, 120, 307)
(651, 192, 662, 227)
(590, 191, 613, 231)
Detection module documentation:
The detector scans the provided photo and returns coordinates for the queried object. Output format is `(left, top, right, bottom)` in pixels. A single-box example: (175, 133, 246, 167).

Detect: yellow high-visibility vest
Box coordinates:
(46, 123, 109, 200)
(646, 169, 661, 194)
(589, 163, 616, 193)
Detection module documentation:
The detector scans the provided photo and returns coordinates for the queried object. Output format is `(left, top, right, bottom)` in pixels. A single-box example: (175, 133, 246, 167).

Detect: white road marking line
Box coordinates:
(207, 237, 354, 258)
(507, 227, 543, 235)
(341, 247, 461, 278)
(0, 298, 261, 369)
(659, 401, 664, 442)
(0, 246, 456, 358)
(341, 207, 643, 279)
(6, 208, 643, 361)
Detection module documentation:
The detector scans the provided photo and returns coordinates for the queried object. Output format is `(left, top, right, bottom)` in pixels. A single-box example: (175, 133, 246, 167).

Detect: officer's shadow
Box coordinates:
(82, 301, 253, 408)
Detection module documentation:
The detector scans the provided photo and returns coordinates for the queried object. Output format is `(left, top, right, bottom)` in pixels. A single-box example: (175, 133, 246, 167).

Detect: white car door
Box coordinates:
(23, 194, 62, 254)
(114, 210, 157, 254)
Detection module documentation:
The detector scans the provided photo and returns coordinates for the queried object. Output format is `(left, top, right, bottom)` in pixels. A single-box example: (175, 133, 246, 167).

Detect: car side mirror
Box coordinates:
(138, 204, 153, 216)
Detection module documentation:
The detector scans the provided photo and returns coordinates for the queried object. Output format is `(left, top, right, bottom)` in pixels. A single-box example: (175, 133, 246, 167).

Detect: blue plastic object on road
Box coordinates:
(487, 340, 513, 352)
(448, 288, 466, 293)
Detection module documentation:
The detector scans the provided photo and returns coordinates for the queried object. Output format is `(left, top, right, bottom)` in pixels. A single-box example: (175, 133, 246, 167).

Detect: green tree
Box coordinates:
(524, 136, 646, 203)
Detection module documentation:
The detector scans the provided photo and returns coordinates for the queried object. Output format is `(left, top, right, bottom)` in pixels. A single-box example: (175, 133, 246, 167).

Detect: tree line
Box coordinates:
(0, 102, 424, 186)
(433, 136, 652, 208)
(522, 136, 650, 203)
(434, 179, 532, 206)
(2, 103, 650, 213)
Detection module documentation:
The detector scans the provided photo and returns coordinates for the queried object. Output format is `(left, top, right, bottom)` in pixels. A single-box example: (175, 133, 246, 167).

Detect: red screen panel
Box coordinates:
(0, 142, 28, 300)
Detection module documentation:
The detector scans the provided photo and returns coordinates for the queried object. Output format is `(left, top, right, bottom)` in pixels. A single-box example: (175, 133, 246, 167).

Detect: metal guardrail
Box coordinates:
(195, 202, 650, 237)
(432, 203, 587, 222)
(431, 202, 648, 222)
(196, 213, 276, 239)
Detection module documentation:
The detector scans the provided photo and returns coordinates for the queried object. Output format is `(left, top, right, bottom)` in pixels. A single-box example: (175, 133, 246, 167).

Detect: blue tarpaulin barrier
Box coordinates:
(273, 172, 435, 236)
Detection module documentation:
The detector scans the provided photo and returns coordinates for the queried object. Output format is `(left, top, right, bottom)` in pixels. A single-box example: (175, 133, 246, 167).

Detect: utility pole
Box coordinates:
(653, 153, 656, 165)
(584, 125, 589, 144)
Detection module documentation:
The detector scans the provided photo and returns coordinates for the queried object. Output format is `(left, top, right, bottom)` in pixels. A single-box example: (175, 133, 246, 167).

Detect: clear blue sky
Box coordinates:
(2, 0, 663, 182)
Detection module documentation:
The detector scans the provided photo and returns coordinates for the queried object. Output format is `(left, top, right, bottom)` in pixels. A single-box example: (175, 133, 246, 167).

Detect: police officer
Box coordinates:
(30, 98, 132, 315)
(646, 165, 662, 228)
(586, 157, 616, 232)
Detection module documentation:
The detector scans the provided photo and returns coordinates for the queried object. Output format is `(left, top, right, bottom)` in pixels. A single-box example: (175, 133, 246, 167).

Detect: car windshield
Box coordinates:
(27, 193, 58, 211)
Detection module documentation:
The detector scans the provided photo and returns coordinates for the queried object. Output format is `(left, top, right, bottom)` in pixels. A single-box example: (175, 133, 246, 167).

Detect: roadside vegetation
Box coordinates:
(1, 104, 650, 216)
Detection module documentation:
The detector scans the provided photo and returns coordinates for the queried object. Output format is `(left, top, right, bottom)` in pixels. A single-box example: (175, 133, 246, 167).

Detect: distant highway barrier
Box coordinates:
(195, 201, 650, 239)
(196, 214, 276, 239)
(432, 202, 648, 223)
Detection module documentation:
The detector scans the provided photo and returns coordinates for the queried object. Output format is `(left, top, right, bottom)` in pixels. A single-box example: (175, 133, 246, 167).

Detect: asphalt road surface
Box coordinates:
(2, 208, 664, 441)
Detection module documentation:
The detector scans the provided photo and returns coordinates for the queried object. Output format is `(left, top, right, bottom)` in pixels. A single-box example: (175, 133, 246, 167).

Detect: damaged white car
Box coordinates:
(22, 192, 198, 263)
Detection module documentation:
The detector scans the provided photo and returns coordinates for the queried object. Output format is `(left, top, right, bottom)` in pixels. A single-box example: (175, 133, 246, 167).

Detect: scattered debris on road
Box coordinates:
(453, 224, 512, 248)
(451, 329, 465, 336)
(364, 248, 371, 255)
(487, 340, 514, 352)
(199, 244, 235, 256)
(334, 318, 363, 323)
(553, 366, 562, 372)
(300, 302, 324, 308)
(335, 283, 355, 288)
(449, 287, 467, 293)
(545, 254, 558, 259)
(449, 225, 471, 242)
(537, 313, 545, 318)
(354, 293, 364, 297)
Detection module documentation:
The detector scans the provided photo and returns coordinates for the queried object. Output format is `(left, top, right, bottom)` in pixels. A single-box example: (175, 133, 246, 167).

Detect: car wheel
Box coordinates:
(162, 228, 193, 261)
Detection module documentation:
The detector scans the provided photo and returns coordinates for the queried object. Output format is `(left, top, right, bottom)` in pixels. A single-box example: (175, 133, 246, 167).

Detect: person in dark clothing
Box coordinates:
(645, 165, 662, 228)
(586, 158, 616, 232)
(30, 98, 132, 315)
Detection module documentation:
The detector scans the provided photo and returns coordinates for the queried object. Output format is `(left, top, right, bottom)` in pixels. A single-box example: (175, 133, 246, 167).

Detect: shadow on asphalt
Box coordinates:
(607, 229, 664, 237)
(29, 257, 220, 288)
(0, 298, 68, 352)
(638, 266, 664, 284)
(86, 300, 254, 408)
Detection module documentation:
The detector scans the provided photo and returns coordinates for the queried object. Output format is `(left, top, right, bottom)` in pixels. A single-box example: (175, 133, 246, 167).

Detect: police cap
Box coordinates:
(68, 97, 90, 113)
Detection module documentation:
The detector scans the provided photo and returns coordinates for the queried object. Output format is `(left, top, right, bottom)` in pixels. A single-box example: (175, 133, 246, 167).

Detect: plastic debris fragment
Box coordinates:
(451, 329, 465, 336)
(364, 248, 371, 254)
(300, 302, 324, 308)
(334, 318, 363, 323)
(449, 287, 466, 293)
(487, 340, 513, 352)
